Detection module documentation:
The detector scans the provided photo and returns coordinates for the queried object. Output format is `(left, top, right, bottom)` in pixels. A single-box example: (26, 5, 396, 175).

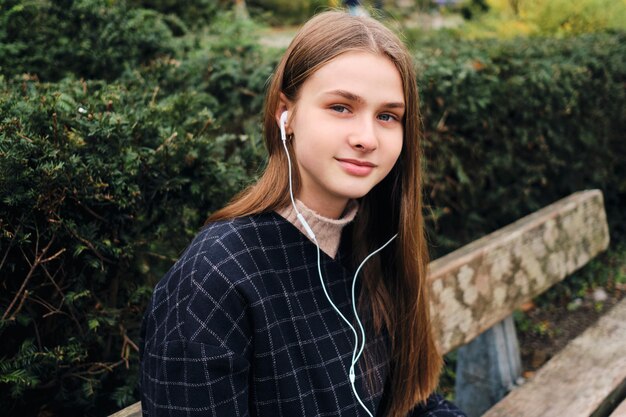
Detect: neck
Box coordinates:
(296, 191, 349, 219)
(276, 199, 358, 259)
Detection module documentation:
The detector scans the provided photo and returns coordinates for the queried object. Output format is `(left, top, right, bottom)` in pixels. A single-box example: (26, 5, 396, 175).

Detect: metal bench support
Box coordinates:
(455, 315, 522, 417)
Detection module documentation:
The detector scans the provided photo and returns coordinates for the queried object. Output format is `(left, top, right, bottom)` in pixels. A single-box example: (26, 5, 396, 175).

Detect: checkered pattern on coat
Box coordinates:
(140, 212, 466, 417)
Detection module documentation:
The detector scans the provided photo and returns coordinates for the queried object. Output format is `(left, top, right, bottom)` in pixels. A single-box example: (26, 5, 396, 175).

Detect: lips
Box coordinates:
(335, 158, 377, 176)
(335, 158, 376, 167)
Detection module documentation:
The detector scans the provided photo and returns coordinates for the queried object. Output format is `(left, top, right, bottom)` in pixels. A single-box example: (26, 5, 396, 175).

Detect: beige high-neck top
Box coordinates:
(275, 199, 358, 259)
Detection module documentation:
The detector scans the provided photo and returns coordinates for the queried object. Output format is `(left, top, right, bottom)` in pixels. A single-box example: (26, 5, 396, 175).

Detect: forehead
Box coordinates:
(300, 51, 405, 103)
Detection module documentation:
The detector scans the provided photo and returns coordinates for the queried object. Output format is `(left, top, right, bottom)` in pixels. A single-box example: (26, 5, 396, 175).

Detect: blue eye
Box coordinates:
(378, 113, 397, 122)
(331, 105, 349, 113)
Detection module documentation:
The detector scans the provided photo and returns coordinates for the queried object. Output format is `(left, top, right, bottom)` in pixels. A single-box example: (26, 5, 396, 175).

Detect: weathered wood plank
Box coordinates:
(108, 401, 141, 417)
(429, 190, 610, 353)
(481, 297, 626, 417)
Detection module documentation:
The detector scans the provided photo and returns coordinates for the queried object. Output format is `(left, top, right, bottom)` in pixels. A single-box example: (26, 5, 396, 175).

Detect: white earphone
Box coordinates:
(279, 109, 397, 417)
(279, 111, 289, 140)
(279, 111, 316, 241)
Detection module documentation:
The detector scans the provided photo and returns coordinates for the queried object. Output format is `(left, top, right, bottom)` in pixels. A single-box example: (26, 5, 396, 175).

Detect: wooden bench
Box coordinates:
(111, 189, 624, 417)
(481, 298, 626, 417)
(428, 189, 624, 417)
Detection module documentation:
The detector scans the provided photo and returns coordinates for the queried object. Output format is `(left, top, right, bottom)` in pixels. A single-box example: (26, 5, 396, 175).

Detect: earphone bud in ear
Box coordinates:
(279, 111, 289, 142)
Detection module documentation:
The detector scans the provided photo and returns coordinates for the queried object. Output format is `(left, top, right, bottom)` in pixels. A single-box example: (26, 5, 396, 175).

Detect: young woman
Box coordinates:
(140, 10, 466, 417)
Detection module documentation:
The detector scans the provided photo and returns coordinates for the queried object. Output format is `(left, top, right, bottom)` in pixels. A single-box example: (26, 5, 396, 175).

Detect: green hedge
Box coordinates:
(246, 0, 332, 25)
(127, 0, 223, 28)
(415, 32, 626, 255)
(0, 80, 260, 414)
(0, 12, 273, 414)
(0, 7, 624, 414)
(0, 0, 182, 82)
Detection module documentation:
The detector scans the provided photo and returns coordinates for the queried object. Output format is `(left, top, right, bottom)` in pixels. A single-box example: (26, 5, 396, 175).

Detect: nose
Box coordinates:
(348, 118, 378, 152)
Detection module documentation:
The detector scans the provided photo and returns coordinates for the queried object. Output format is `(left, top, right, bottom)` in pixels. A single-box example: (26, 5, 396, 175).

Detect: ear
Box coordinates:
(274, 92, 294, 134)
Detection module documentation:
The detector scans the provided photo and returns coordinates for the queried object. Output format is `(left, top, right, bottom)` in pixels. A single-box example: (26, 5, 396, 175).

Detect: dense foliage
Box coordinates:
(0, 77, 262, 414)
(415, 33, 626, 253)
(0, 0, 179, 81)
(0, 1, 624, 414)
(127, 0, 223, 28)
(247, 0, 333, 25)
(458, 0, 626, 38)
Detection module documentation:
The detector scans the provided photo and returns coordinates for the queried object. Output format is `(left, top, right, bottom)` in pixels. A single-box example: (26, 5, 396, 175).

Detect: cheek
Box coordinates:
(293, 135, 324, 173)
(384, 133, 404, 168)
(393, 137, 403, 159)
(293, 133, 320, 160)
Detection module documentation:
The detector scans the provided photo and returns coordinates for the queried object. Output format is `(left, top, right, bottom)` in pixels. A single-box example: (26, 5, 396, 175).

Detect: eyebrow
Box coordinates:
(323, 89, 405, 110)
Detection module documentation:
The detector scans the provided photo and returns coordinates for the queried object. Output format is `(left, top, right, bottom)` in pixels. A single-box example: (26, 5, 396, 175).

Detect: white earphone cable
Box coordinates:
(280, 112, 397, 417)
(349, 233, 397, 383)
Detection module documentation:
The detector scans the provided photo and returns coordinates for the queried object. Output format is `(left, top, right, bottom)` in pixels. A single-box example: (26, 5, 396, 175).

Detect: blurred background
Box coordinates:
(0, 0, 625, 415)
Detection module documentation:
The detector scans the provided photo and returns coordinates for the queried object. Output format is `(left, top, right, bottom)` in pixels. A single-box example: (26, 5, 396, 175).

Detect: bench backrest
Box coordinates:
(428, 189, 610, 354)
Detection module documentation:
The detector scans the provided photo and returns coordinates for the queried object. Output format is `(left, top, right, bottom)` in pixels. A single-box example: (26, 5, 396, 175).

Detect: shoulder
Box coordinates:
(186, 211, 292, 266)
(144, 212, 293, 346)
(161, 211, 298, 293)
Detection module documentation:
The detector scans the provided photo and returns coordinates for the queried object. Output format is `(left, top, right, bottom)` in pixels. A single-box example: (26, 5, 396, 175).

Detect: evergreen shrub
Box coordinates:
(127, 0, 223, 28)
(414, 32, 626, 256)
(247, 0, 332, 25)
(0, 0, 177, 81)
(0, 76, 265, 415)
(0, 12, 275, 414)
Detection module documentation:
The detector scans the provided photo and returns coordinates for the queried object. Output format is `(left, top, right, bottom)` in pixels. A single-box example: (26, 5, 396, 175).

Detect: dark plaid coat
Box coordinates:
(140, 212, 466, 417)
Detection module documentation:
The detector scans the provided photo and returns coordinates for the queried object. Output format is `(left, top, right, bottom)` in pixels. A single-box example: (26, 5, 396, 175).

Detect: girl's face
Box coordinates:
(279, 51, 405, 218)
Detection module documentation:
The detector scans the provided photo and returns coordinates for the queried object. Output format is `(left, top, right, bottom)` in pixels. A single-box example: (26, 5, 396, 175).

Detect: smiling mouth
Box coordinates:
(335, 158, 376, 167)
(335, 158, 376, 176)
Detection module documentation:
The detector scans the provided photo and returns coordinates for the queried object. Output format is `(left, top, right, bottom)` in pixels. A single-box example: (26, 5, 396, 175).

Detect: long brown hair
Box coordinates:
(208, 11, 441, 416)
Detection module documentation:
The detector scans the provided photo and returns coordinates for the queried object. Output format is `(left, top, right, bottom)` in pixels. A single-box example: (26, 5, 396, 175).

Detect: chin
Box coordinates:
(342, 179, 383, 198)
(335, 187, 374, 200)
